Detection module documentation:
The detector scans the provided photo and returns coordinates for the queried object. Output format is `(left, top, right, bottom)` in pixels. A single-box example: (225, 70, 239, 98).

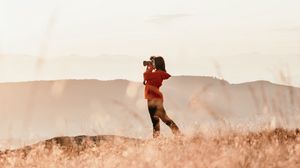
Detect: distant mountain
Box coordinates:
(0, 76, 299, 148)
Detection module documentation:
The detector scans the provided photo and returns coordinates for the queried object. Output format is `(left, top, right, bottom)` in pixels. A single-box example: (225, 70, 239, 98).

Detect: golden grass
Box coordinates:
(0, 128, 300, 168)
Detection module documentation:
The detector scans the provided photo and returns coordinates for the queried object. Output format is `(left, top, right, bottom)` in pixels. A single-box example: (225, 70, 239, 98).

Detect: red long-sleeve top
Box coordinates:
(143, 64, 171, 101)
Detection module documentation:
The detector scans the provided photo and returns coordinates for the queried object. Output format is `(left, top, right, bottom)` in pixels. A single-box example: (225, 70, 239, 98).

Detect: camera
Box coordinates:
(143, 56, 156, 66)
(143, 61, 152, 66)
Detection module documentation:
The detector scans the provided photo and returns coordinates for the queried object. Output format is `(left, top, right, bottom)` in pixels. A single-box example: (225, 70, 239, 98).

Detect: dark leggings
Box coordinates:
(147, 100, 180, 138)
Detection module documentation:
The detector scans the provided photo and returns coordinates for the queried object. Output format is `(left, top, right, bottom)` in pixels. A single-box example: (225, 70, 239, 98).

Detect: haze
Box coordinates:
(1, 0, 300, 86)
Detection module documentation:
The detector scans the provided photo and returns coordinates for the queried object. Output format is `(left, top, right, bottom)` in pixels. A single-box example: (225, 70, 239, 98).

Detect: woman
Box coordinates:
(143, 56, 181, 138)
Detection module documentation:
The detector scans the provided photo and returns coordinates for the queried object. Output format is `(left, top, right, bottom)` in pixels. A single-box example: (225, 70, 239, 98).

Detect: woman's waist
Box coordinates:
(144, 85, 164, 99)
(145, 84, 163, 93)
(145, 83, 161, 88)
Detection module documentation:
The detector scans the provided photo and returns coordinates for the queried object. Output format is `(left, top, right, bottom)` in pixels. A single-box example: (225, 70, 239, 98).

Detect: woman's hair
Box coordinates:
(154, 56, 166, 72)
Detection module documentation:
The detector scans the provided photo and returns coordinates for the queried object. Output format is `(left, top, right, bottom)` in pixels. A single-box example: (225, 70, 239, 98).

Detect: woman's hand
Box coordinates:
(146, 63, 154, 72)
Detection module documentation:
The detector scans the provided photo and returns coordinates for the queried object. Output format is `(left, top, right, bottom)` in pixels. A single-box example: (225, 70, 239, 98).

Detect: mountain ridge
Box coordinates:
(0, 76, 298, 89)
(0, 75, 299, 148)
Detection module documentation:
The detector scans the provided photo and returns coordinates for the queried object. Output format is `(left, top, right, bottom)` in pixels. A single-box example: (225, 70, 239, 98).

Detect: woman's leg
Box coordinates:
(156, 102, 181, 136)
(147, 100, 160, 138)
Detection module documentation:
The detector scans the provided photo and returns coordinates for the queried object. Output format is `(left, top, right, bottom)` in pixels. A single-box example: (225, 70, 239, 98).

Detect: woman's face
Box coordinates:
(152, 60, 156, 69)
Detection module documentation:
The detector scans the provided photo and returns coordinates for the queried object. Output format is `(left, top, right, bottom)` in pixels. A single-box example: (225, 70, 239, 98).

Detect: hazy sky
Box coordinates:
(1, 0, 300, 86)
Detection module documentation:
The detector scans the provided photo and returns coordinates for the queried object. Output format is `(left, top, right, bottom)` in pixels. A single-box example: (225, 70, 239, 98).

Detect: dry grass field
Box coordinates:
(0, 128, 300, 168)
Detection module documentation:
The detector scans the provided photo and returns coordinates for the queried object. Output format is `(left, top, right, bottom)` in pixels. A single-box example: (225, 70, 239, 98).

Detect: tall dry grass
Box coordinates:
(0, 128, 300, 168)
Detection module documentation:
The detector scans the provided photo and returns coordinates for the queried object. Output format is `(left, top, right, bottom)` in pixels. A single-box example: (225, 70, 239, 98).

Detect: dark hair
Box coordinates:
(154, 56, 166, 72)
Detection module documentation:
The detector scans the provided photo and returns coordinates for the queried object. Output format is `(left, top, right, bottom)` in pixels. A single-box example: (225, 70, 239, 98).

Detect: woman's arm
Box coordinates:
(161, 72, 171, 80)
(144, 64, 157, 81)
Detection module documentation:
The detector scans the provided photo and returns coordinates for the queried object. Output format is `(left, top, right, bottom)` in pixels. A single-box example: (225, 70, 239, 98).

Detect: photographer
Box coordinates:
(143, 56, 181, 138)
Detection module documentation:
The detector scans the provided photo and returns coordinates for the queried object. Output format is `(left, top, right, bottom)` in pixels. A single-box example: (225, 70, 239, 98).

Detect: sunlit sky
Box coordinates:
(1, 0, 300, 86)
